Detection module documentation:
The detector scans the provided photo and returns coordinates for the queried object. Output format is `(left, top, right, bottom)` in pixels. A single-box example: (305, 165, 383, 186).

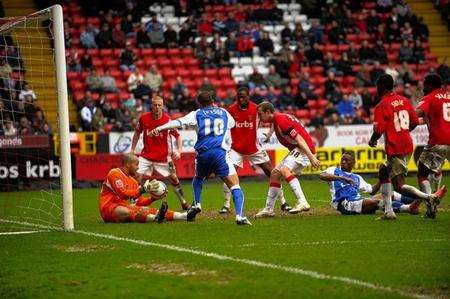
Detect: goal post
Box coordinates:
(0, 5, 73, 231)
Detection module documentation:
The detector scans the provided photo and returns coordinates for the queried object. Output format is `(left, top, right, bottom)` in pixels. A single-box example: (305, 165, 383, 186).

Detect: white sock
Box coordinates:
(419, 179, 432, 195)
(173, 212, 187, 220)
(287, 176, 308, 206)
(172, 183, 186, 202)
(399, 204, 410, 213)
(223, 183, 231, 208)
(146, 214, 156, 221)
(266, 184, 280, 210)
(381, 183, 393, 213)
(278, 188, 287, 205)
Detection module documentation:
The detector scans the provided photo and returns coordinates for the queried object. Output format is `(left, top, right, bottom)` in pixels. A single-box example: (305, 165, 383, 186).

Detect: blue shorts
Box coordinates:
(195, 148, 236, 179)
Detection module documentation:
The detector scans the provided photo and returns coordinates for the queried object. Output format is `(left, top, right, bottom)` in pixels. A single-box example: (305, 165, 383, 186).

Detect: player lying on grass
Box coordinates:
(99, 153, 194, 223)
(368, 74, 446, 220)
(131, 95, 189, 210)
(255, 102, 321, 217)
(416, 74, 449, 218)
(219, 86, 292, 214)
(319, 151, 420, 215)
(151, 91, 252, 225)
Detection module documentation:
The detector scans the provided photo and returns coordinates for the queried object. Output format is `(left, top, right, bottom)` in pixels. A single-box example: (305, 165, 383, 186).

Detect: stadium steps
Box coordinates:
(407, 0, 450, 63)
(3, 1, 78, 131)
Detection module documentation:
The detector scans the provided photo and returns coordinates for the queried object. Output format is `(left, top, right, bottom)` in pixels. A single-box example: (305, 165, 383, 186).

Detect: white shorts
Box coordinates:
(137, 156, 175, 177)
(336, 199, 363, 215)
(230, 148, 271, 168)
(276, 148, 310, 175)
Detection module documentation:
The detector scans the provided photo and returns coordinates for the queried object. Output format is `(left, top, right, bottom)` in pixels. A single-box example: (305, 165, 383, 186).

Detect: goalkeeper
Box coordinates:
(99, 154, 193, 223)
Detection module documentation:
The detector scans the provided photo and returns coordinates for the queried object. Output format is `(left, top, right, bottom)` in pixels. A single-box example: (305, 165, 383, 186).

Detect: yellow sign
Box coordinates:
(275, 146, 450, 174)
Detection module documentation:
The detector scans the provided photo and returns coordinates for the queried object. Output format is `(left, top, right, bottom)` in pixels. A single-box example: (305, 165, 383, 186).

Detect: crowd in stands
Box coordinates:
(61, 0, 449, 132)
(0, 37, 52, 137)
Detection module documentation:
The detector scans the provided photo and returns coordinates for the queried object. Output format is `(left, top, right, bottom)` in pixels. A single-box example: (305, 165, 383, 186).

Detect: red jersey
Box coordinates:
(136, 112, 179, 162)
(417, 89, 450, 145)
(373, 92, 419, 156)
(227, 101, 260, 155)
(273, 113, 316, 153)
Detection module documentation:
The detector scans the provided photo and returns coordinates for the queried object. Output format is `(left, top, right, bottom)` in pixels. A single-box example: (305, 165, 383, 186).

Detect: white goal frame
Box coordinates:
(0, 5, 73, 230)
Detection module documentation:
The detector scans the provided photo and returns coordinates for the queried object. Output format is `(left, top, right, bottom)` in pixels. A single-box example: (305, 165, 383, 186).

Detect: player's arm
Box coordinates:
(151, 111, 197, 135)
(369, 106, 384, 147)
(408, 103, 420, 131)
(107, 170, 143, 199)
(293, 133, 320, 168)
(170, 130, 182, 160)
(357, 175, 374, 194)
(131, 119, 143, 154)
(263, 125, 274, 143)
(319, 172, 356, 185)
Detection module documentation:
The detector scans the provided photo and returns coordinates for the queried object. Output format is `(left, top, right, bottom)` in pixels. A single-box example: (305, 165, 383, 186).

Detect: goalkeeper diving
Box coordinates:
(98, 153, 195, 223)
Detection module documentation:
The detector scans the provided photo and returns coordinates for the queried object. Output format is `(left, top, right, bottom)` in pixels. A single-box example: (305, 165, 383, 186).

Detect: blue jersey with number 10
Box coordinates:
(175, 106, 235, 153)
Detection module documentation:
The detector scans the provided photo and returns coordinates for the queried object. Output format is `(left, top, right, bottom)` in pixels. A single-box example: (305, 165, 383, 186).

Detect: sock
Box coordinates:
(223, 183, 231, 208)
(171, 182, 186, 203)
(130, 209, 156, 223)
(230, 185, 244, 217)
(266, 181, 281, 210)
(418, 177, 432, 195)
(380, 182, 393, 213)
(400, 184, 431, 201)
(192, 176, 204, 209)
(172, 211, 187, 220)
(278, 188, 287, 205)
(286, 175, 308, 206)
(430, 171, 443, 192)
(165, 210, 175, 221)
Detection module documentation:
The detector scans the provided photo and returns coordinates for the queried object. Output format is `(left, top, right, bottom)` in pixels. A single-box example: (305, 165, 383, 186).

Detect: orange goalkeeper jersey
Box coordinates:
(99, 167, 141, 211)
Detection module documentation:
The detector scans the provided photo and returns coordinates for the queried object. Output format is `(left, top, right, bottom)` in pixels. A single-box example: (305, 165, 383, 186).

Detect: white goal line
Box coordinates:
(0, 230, 49, 236)
(0, 219, 428, 299)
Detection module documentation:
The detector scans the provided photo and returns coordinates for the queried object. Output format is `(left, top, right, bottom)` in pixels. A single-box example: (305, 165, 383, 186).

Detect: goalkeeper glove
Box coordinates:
(143, 179, 160, 194)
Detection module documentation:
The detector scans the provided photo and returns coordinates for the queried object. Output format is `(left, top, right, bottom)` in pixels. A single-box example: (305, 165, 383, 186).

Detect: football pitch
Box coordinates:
(1, 177, 449, 299)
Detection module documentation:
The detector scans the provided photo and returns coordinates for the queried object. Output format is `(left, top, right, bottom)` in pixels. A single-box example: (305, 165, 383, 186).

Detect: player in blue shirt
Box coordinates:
(319, 151, 420, 215)
(150, 92, 251, 225)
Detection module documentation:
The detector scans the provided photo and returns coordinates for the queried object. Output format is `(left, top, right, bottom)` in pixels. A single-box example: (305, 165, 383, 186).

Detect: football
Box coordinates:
(149, 180, 168, 198)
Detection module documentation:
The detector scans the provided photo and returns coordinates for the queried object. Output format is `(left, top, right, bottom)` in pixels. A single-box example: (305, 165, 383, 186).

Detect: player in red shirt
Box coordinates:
(257, 101, 320, 215)
(131, 96, 188, 210)
(219, 87, 292, 215)
(416, 74, 449, 218)
(99, 153, 193, 223)
(368, 74, 446, 220)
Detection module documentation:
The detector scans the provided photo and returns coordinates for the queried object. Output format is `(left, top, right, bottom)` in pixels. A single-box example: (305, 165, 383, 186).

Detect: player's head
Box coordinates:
(375, 74, 394, 98)
(340, 151, 355, 172)
(197, 91, 214, 107)
(151, 95, 164, 118)
(257, 101, 275, 123)
(423, 73, 442, 95)
(123, 153, 139, 176)
(236, 87, 249, 108)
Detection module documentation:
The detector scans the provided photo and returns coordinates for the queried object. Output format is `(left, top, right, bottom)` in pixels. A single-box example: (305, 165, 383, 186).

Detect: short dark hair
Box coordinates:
(342, 150, 355, 160)
(424, 73, 442, 90)
(237, 86, 249, 95)
(376, 74, 394, 92)
(258, 101, 275, 113)
(197, 91, 214, 107)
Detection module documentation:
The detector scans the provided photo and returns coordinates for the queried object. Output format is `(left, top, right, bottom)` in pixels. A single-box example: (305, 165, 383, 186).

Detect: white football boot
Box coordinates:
(255, 207, 275, 218)
(288, 202, 311, 214)
(378, 211, 397, 220)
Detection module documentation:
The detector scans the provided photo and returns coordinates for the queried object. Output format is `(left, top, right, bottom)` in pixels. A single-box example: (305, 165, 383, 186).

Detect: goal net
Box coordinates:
(0, 5, 73, 232)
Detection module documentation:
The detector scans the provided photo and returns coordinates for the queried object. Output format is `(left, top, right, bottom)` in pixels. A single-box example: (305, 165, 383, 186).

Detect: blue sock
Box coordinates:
(192, 177, 204, 206)
(230, 185, 244, 217)
(392, 200, 403, 213)
(400, 195, 415, 204)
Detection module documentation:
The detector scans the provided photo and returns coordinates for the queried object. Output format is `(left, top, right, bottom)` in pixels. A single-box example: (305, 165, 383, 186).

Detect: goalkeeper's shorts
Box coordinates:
(100, 202, 158, 223)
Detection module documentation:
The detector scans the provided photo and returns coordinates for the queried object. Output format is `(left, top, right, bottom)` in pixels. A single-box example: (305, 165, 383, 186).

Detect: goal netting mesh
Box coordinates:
(0, 5, 73, 232)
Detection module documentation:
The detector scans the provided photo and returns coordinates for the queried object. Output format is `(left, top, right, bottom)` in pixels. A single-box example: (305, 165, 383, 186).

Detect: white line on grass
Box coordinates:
(0, 219, 429, 299)
(0, 230, 48, 236)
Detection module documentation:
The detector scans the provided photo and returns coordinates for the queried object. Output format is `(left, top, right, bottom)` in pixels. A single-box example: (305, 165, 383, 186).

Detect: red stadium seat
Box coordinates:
(191, 69, 204, 78)
(87, 49, 99, 57)
(204, 69, 218, 78)
(100, 49, 113, 57)
(154, 48, 167, 56)
(177, 68, 189, 77)
(158, 58, 171, 68)
(307, 100, 318, 109)
(317, 99, 329, 109)
(172, 58, 184, 67)
(141, 48, 154, 57)
(218, 68, 231, 77)
(185, 58, 199, 67)
(181, 48, 194, 57)
(168, 48, 181, 56)
(67, 72, 81, 81)
(144, 58, 157, 67)
(104, 58, 119, 68)
(113, 49, 123, 57)
(296, 109, 310, 119)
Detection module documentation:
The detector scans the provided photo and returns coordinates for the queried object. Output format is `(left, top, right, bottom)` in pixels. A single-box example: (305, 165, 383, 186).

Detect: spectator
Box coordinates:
(212, 13, 226, 34)
(265, 65, 288, 88)
(414, 17, 429, 40)
(3, 118, 16, 136)
(236, 32, 254, 57)
(199, 77, 216, 96)
(101, 101, 117, 123)
(401, 22, 413, 41)
(96, 23, 113, 49)
(298, 72, 315, 98)
(346, 42, 360, 65)
(67, 49, 81, 72)
(348, 89, 363, 108)
(143, 65, 163, 92)
(80, 100, 96, 131)
(337, 95, 355, 118)
(437, 60, 450, 84)
(198, 15, 213, 35)
(385, 62, 399, 82)
(307, 19, 323, 44)
(121, 14, 135, 37)
(324, 72, 339, 96)
(399, 40, 414, 63)
(327, 20, 346, 44)
(361, 88, 373, 114)
(225, 12, 240, 34)
(278, 42, 293, 63)
(336, 52, 353, 76)
(203, 47, 217, 68)
(373, 40, 388, 64)
(255, 31, 274, 56)
(149, 23, 165, 47)
(225, 31, 238, 54)
(164, 25, 178, 47)
(171, 76, 187, 99)
(178, 22, 194, 47)
(100, 70, 118, 92)
(145, 15, 163, 33)
(305, 42, 324, 65)
(398, 61, 415, 84)
(278, 85, 295, 109)
(214, 43, 231, 68)
(32, 109, 46, 132)
(234, 3, 247, 22)
(309, 120, 328, 146)
(248, 67, 266, 89)
(281, 23, 294, 43)
(136, 24, 151, 48)
(386, 21, 401, 43)
(120, 42, 137, 71)
(413, 40, 425, 63)
(352, 109, 367, 124)
(6, 46, 22, 70)
(358, 40, 375, 63)
(92, 108, 106, 132)
(17, 116, 34, 135)
(38, 122, 52, 136)
(127, 68, 143, 92)
(80, 24, 99, 48)
(18, 82, 36, 102)
(0, 59, 12, 78)
(112, 23, 126, 48)
(323, 52, 339, 75)
(86, 69, 103, 92)
(370, 61, 385, 84)
(355, 64, 372, 87)
(80, 53, 93, 70)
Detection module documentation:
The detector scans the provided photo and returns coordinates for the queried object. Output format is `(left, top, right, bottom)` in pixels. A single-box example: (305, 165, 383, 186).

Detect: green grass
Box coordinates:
(1, 176, 449, 299)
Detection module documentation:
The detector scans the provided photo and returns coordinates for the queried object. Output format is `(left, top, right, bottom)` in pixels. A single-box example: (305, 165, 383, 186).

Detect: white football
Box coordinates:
(150, 180, 168, 198)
